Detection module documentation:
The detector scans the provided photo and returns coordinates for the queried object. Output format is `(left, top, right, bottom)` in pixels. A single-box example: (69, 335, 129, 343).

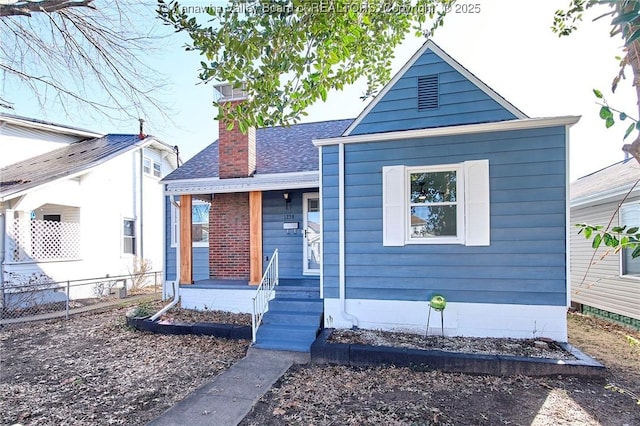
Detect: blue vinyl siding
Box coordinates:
(321, 126, 567, 306)
(262, 188, 317, 278)
(350, 50, 517, 135)
(164, 197, 210, 282)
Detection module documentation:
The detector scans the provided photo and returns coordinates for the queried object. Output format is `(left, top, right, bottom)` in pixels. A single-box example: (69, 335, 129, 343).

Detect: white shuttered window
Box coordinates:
(382, 160, 490, 246)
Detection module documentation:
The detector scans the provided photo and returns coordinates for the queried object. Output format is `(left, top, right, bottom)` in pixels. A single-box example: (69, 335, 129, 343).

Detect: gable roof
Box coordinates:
(164, 118, 353, 182)
(343, 39, 527, 136)
(0, 134, 172, 200)
(0, 113, 101, 138)
(571, 159, 640, 207)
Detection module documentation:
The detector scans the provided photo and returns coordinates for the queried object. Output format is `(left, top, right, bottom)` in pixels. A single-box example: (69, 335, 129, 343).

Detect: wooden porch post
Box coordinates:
(179, 194, 193, 284)
(249, 191, 263, 285)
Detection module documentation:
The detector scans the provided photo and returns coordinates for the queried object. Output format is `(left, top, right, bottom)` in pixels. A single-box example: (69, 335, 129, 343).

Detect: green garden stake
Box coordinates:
(425, 295, 447, 337)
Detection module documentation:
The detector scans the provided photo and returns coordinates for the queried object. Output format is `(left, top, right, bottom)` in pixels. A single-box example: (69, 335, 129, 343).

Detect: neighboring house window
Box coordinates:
(143, 157, 162, 178)
(382, 160, 490, 247)
(620, 203, 640, 277)
(143, 157, 152, 174)
(123, 219, 136, 255)
(153, 161, 162, 178)
(171, 200, 210, 247)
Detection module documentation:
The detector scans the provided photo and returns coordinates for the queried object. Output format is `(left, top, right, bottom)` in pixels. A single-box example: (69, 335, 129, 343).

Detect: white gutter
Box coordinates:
(315, 116, 581, 147)
(338, 142, 358, 327)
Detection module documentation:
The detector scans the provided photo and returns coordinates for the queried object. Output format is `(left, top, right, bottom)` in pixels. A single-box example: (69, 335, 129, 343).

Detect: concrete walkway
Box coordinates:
(147, 347, 309, 426)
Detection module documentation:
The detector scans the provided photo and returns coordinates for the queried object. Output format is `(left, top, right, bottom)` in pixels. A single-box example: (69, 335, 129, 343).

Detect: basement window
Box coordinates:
(417, 74, 439, 110)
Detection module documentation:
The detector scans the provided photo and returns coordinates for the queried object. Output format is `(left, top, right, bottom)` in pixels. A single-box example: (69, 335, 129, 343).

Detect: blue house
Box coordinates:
(162, 40, 578, 350)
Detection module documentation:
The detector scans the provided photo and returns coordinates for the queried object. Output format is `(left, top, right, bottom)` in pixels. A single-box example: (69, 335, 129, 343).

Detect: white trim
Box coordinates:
(323, 298, 568, 342)
(302, 192, 321, 276)
(317, 116, 580, 147)
(565, 126, 571, 308)
(618, 202, 640, 279)
(0, 114, 102, 138)
(163, 171, 319, 195)
(342, 39, 527, 136)
(318, 146, 324, 299)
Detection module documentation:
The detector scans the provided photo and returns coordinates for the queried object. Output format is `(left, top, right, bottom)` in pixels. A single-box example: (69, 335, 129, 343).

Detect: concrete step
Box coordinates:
(262, 310, 322, 327)
(269, 298, 323, 313)
(275, 288, 320, 299)
(252, 339, 315, 352)
(256, 324, 319, 341)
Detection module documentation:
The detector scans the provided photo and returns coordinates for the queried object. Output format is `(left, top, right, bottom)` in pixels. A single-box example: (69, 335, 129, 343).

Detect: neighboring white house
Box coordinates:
(570, 159, 640, 329)
(0, 114, 178, 300)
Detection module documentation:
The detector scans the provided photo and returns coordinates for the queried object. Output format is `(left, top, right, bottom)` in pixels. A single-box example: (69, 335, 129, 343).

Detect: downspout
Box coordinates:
(338, 142, 358, 327)
(150, 195, 181, 320)
(139, 148, 144, 260)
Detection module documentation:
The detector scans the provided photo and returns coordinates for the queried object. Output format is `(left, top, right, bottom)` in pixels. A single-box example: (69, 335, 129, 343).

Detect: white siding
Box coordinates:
(570, 198, 640, 320)
(0, 124, 84, 168)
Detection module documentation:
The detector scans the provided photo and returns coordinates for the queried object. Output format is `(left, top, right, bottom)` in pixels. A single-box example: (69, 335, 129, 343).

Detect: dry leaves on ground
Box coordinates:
(240, 313, 640, 426)
(0, 305, 249, 426)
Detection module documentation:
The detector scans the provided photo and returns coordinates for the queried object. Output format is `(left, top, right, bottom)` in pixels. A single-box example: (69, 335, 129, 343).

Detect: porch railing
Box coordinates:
(251, 249, 279, 343)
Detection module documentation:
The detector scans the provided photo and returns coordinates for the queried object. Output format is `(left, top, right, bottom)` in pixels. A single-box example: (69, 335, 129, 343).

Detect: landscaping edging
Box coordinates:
(126, 316, 252, 340)
(310, 328, 606, 378)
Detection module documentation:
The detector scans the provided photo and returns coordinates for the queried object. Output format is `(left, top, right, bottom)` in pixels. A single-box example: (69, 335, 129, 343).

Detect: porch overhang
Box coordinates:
(163, 171, 319, 195)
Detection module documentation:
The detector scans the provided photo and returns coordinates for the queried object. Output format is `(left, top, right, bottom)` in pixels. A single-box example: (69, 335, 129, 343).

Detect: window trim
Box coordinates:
(405, 163, 464, 245)
(170, 200, 210, 248)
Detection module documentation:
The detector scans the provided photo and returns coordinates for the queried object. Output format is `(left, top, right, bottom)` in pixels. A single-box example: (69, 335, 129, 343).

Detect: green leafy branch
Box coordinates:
(576, 223, 640, 257)
(594, 88, 639, 139)
(156, 0, 455, 130)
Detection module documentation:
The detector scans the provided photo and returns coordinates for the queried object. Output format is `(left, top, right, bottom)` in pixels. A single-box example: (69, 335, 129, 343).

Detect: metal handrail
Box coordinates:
(251, 249, 279, 343)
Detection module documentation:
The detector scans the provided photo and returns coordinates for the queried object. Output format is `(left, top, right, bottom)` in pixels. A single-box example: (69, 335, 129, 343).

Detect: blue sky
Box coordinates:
(3, 1, 637, 180)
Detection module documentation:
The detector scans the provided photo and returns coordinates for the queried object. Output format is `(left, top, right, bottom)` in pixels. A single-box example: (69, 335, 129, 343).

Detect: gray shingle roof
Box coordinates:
(1, 134, 153, 199)
(571, 159, 640, 202)
(164, 118, 354, 181)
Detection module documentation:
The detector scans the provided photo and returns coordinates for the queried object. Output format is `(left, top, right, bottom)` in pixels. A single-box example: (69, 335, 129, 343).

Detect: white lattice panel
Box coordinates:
(8, 217, 80, 262)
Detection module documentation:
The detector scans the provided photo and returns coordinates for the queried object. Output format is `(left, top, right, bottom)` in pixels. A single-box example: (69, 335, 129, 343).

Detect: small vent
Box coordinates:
(417, 74, 439, 110)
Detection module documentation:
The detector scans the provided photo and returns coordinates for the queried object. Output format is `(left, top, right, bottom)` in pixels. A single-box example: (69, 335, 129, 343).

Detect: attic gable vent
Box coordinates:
(417, 74, 439, 110)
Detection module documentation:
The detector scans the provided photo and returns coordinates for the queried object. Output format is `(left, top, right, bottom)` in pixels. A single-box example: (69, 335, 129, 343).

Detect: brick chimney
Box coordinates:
(214, 83, 256, 179)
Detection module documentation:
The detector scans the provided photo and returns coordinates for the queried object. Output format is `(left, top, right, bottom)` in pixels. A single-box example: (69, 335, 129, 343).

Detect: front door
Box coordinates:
(303, 193, 320, 275)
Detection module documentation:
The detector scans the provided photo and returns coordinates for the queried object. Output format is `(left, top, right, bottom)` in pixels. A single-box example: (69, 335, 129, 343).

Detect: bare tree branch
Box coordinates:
(0, 0, 172, 124)
(0, 0, 94, 18)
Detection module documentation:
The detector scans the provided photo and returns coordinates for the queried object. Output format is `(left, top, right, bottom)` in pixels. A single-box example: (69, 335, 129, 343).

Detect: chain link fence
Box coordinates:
(0, 271, 162, 324)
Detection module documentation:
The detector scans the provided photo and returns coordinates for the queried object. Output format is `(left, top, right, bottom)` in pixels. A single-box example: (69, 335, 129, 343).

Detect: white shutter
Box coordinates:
(464, 159, 490, 246)
(382, 165, 406, 246)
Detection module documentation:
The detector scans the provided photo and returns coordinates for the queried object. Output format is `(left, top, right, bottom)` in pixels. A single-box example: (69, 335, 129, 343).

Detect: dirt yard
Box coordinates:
(240, 313, 640, 426)
(0, 304, 249, 425)
(1, 307, 639, 426)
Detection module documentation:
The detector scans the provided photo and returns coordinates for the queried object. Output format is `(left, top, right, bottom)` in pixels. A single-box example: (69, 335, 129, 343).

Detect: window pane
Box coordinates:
(143, 158, 151, 174)
(192, 224, 209, 242)
(123, 237, 135, 254)
(192, 203, 210, 224)
(410, 171, 457, 203)
(410, 206, 457, 237)
(153, 162, 161, 177)
(123, 220, 135, 237)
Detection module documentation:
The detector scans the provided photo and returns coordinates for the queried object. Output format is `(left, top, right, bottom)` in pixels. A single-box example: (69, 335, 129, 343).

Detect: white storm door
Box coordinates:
(303, 192, 321, 275)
